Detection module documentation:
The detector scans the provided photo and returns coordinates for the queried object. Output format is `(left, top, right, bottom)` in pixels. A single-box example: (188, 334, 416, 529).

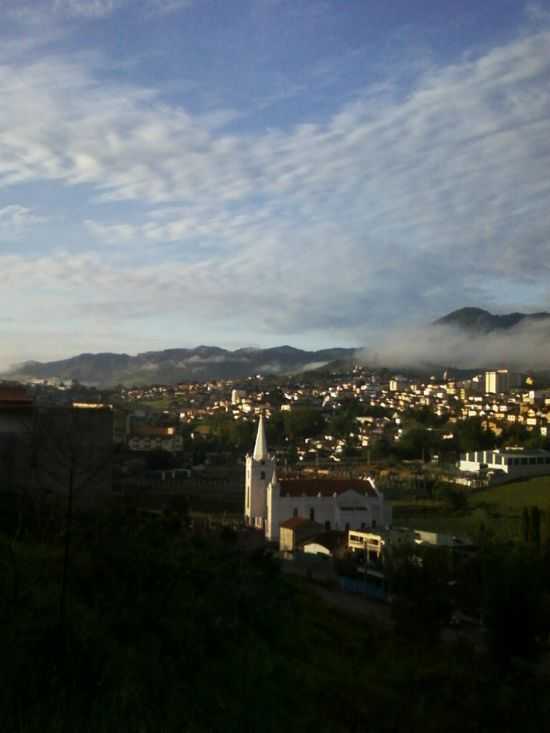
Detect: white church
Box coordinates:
(244, 415, 392, 542)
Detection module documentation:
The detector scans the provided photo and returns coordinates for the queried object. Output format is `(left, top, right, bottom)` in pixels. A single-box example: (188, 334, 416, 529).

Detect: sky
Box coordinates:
(1, 0, 550, 366)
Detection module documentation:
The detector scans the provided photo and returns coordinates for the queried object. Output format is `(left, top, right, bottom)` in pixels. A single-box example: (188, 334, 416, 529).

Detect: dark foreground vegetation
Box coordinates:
(2, 508, 550, 732)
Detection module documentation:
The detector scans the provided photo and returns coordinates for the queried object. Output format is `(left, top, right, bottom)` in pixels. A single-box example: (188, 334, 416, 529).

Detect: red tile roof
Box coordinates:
(299, 530, 347, 551)
(0, 385, 33, 407)
(279, 478, 377, 498)
(279, 517, 322, 530)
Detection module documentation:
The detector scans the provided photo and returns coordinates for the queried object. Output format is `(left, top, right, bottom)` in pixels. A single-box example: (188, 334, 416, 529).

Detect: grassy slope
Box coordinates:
(471, 476, 550, 511)
(392, 476, 550, 540)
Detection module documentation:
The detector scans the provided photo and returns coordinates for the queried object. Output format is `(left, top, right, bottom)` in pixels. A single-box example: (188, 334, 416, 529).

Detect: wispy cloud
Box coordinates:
(1, 15, 550, 350)
(2, 0, 194, 21)
(0, 205, 46, 239)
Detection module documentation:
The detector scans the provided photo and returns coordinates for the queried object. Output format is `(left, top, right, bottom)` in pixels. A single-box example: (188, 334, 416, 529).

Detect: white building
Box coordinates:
(458, 448, 550, 479)
(231, 389, 247, 405)
(244, 416, 391, 542)
(484, 369, 522, 395)
(348, 527, 473, 561)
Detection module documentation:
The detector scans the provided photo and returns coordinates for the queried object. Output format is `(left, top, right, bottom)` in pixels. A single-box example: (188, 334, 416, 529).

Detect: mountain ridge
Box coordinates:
(434, 307, 550, 332)
(4, 345, 357, 387)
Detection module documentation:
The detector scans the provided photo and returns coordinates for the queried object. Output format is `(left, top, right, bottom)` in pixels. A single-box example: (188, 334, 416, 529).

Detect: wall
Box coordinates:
(267, 487, 386, 541)
(244, 453, 275, 528)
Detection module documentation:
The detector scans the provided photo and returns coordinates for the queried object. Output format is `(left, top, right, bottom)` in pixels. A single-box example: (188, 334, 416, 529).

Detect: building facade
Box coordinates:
(458, 448, 550, 479)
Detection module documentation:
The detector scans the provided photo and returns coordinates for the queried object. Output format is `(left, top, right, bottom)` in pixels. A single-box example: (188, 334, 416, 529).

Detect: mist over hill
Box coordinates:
(367, 307, 550, 372)
(3, 345, 357, 387)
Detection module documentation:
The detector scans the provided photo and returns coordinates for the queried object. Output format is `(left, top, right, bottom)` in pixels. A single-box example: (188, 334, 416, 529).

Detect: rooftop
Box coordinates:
(0, 385, 33, 408)
(279, 478, 378, 498)
(299, 530, 346, 551)
(279, 517, 322, 530)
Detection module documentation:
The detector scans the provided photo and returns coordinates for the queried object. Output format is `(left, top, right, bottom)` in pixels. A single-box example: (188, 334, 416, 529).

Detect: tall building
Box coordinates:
(244, 416, 391, 541)
(484, 369, 521, 394)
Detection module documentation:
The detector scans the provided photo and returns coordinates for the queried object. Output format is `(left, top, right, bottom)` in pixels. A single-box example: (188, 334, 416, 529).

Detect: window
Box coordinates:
(521, 458, 528, 465)
(360, 522, 366, 529)
(345, 522, 350, 531)
(293, 507, 298, 517)
(371, 519, 377, 528)
(529, 457, 536, 465)
(325, 520, 331, 531)
(309, 508, 315, 521)
(260, 471, 266, 480)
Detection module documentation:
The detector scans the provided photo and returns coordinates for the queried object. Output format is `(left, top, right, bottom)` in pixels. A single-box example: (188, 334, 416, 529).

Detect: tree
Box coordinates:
(482, 543, 548, 666)
(146, 449, 177, 471)
(521, 506, 531, 543)
(282, 408, 325, 442)
(386, 543, 452, 642)
(402, 406, 447, 429)
(30, 406, 114, 633)
(531, 506, 542, 548)
(454, 417, 495, 453)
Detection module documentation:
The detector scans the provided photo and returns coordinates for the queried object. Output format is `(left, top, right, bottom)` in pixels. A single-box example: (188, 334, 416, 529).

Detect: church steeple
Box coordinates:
(253, 413, 268, 461)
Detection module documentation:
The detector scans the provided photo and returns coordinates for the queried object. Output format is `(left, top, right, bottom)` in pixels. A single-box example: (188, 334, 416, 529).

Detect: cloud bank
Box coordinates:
(368, 320, 550, 372)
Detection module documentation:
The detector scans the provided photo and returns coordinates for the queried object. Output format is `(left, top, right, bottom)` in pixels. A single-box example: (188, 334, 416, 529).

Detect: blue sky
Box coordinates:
(1, 0, 550, 365)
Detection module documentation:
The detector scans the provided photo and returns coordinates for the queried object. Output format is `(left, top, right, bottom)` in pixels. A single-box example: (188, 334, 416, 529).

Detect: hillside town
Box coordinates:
(3, 368, 548, 624)
(14, 364, 550, 474)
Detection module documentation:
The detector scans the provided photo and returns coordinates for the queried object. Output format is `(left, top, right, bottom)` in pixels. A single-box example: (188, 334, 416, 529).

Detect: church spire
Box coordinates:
(253, 413, 268, 460)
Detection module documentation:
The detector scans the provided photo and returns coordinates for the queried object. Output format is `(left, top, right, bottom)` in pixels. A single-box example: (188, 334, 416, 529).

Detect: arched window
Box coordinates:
(260, 471, 266, 480)
(309, 508, 315, 521)
(293, 507, 298, 517)
(324, 520, 331, 531)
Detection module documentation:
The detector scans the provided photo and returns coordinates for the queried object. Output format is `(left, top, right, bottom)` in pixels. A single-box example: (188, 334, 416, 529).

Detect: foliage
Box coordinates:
(402, 406, 447, 429)
(146, 449, 178, 471)
(2, 515, 550, 731)
(481, 543, 550, 666)
(282, 408, 326, 442)
(453, 417, 496, 453)
(198, 414, 255, 453)
(385, 544, 452, 642)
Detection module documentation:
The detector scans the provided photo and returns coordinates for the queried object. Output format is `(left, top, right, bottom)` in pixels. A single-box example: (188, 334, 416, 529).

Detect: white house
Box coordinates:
(244, 416, 391, 542)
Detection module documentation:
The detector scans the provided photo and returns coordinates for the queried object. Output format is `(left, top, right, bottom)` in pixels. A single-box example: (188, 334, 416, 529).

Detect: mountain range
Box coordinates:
(4, 346, 356, 387)
(5, 308, 550, 386)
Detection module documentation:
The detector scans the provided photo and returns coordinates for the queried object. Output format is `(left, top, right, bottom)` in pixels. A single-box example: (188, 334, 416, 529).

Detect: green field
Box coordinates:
(471, 476, 550, 511)
(392, 477, 550, 540)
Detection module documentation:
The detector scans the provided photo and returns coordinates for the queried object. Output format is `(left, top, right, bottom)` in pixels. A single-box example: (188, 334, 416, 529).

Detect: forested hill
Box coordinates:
(434, 307, 550, 332)
(4, 345, 357, 387)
